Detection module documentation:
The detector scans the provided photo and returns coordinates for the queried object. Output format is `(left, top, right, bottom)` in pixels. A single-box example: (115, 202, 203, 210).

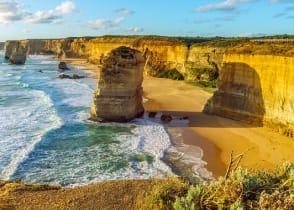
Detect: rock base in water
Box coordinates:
(6, 42, 27, 65)
(58, 61, 69, 70)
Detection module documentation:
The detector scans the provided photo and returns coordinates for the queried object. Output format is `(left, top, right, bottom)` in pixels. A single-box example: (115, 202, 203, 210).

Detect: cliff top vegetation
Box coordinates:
(227, 41, 294, 56)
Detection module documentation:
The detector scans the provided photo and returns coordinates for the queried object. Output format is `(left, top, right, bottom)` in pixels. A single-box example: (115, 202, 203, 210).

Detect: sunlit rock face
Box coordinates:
(4, 41, 27, 64)
(20, 37, 225, 79)
(204, 53, 294, 137)
(90, 46, 145, 122)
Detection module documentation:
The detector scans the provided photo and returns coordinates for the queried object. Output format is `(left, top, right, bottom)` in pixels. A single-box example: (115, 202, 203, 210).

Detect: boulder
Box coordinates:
(58, 74, 85, 79)
(90, 46, 145, 122)
(160, 114, 173, 123)
(148, 112, 157, 118)
(58, 74, 71, 79)
(58, 61, 69, 70)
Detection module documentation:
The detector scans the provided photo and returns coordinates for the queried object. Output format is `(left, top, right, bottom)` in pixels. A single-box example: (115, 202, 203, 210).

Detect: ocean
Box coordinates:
(0, 51, 176, 187)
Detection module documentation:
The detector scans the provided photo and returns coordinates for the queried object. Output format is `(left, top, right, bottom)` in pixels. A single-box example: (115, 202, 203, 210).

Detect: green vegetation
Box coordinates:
(177, 37, 250, 48)
(156, 69, 185, 80)
(138, 162, 294, 209)
(184, 66, 219, 92)
(227, 42, 294, 56)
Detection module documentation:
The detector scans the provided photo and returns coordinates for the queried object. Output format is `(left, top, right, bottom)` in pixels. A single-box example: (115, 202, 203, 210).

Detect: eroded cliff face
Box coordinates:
(84, 37, 189, 76)
(4, 41, 27, 64)
(90, 46, 145, 122)
(205, 54, 294, 137)
(84, 37, 224, 78)
(7, 37, 224, 79)
(0, 42, 4, 50)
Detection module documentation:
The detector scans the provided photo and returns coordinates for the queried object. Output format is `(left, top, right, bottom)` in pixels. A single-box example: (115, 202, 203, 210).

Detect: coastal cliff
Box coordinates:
(4, 37, 294, 136)
(205, 52, 294, 137)
(4, 37, 225, 80)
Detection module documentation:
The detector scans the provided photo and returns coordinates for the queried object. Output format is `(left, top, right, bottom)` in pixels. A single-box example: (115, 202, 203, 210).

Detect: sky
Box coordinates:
(0, 0, 293, 41)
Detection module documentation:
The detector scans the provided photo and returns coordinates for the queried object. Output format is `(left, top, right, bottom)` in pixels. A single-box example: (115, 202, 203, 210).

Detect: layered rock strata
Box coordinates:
(0, 42, 4, 50)
(204, 54, 294, 137)
(90, 46, 145, 122)
(4, 41, 27, 64)
(4, 37, 224, 79)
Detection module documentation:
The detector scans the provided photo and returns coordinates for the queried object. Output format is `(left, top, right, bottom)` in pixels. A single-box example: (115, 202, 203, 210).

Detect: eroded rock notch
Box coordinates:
(90, 46, 145, 122)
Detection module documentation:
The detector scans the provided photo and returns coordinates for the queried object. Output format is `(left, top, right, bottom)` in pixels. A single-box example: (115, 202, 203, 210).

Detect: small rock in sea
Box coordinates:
(58, 61, 69, 70)
(148, 112, 157, 118)
(58, 74, 71, 79)
(179, 116, 189, 120)
(160, 114, 172, 123)
(58, 74, 85, 79)
(72, 74, 85, 79)
(38, 70, 43, 73)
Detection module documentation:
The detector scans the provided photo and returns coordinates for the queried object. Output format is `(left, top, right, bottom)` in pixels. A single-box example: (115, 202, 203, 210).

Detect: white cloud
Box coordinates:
(238, 32, 267, 37)
(126, 27, 144, 32)
(114, 8, 135, 15)
(25, 1, 75, 24)
(0, 1, 75, 24)
(26, 10, 59, 24)
(55, 1, 75, 14)
(271, 0, 294, 2)
(0, 1, 26, 24)
(195, 0, 254, 12)
(88, 17, 125, 30)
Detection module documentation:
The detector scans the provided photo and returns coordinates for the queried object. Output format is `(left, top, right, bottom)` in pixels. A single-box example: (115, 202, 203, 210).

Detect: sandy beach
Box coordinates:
(2, 59, 294, 210)
(63, 59, 294, 177)
(143, 76, 294, 177)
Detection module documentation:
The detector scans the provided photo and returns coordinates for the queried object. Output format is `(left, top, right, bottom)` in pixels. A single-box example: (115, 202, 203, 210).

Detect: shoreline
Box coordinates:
(64, 58, 294, 178)
(2, 57, 294, 209)
(64, 58, 218, 179)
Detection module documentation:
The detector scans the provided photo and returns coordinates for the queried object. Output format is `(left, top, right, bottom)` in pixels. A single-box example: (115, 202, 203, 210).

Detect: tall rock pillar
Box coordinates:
(4, 41, 27, 64)
(90, 46, 145, 122)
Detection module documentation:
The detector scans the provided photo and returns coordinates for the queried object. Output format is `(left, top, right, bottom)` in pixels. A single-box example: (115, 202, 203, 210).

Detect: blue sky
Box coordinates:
(0, 0, 293, 41)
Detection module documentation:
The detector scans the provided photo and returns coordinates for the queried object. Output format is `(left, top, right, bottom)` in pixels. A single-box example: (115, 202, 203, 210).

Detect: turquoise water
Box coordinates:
(0, 52, 173, 187)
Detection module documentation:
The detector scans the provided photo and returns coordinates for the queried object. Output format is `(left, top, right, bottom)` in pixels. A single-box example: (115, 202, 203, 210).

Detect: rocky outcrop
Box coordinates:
(90, 46, 145, 122)
(58, 61, 69, 70)
(4, 41, 27, 64)
(0, 42, 4, 50)
(204, 54, 294, 137)
(4, 41, 17, 59)
(58, 74, 85, 79)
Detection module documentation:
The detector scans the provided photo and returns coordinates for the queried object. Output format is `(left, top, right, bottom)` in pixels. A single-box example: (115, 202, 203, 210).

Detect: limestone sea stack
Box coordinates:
(9, 44, 27, 64)
(90, 46, 145, 122)
(4, 41, 27, 64)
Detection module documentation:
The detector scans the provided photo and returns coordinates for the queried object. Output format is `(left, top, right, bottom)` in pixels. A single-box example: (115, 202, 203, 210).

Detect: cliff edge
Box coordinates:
(204, 52, 294, 137)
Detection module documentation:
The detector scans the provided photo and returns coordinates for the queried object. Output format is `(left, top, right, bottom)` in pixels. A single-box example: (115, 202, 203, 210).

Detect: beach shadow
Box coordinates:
(203, 62, 265, 127)
(145, 62, 265, 129)
(148, 111, 257, 128)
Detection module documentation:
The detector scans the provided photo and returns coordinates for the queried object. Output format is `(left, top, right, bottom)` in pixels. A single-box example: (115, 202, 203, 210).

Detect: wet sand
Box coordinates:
(143, 76, 294, 177)
(64, 59, 294, 177)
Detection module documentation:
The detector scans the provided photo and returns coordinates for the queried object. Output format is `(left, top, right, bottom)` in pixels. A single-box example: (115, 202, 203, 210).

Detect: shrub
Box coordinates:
(156, 69, 185, 80)
(139, 162, 294, 209)
(137, 178, 189, 210)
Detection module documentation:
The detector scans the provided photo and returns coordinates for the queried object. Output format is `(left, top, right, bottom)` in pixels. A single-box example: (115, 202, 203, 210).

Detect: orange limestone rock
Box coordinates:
(4, 41, 27, 64)
(90, 46, 145, 122)
(204, 54, 294, 137)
